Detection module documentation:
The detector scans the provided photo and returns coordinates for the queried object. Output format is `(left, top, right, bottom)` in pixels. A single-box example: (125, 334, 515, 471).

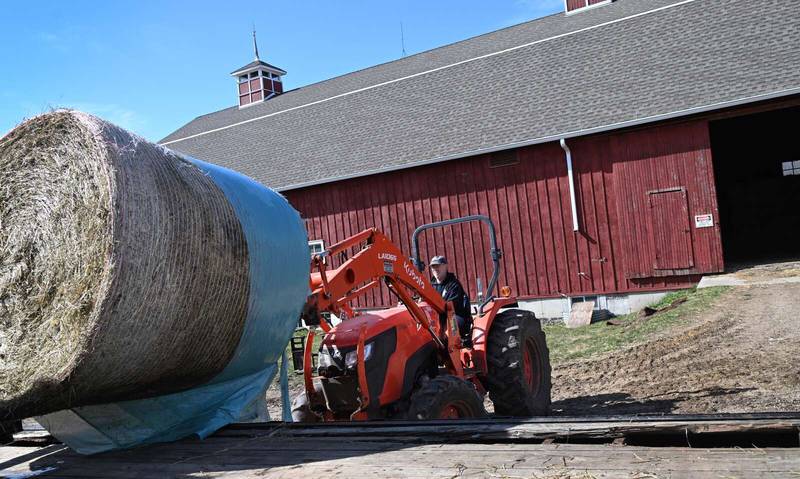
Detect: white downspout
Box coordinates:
(560, 138, 579, 232)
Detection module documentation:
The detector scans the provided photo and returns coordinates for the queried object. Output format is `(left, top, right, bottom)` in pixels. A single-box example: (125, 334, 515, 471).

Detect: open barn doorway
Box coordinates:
(709, 105, 800, 265)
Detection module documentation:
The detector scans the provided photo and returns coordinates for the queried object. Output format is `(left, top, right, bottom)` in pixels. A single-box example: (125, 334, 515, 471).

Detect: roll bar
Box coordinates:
(410, 215, 502, 310)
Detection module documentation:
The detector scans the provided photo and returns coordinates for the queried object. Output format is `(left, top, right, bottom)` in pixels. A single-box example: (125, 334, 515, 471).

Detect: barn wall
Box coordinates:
(285, 118, 723, 309)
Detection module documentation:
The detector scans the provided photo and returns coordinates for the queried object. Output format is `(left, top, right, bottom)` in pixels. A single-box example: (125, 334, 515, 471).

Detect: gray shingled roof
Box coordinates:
(161, 0, 800, 191)
(230, 60, 286, 75)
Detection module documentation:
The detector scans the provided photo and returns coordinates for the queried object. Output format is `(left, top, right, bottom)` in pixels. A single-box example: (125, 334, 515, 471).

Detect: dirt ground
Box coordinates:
(267, 281, 800, 419)
(731, 260, 800, 281)
(552, 283, 800, 415)
(265, 381, 300, 420)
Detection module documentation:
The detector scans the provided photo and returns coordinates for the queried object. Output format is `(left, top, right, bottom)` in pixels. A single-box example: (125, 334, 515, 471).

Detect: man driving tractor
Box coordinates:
(429, 255, 472, 342)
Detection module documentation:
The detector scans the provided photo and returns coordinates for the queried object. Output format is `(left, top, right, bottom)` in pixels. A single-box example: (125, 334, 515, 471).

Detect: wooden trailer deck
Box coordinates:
(2, 414, 800, 478)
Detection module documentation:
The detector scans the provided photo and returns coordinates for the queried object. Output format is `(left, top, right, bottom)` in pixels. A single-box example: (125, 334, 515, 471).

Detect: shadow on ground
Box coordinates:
(553, 387, 756, 415)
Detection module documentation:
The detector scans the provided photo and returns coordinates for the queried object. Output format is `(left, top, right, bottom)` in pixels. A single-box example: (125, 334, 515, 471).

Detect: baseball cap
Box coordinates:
(429, 255, 447, 266)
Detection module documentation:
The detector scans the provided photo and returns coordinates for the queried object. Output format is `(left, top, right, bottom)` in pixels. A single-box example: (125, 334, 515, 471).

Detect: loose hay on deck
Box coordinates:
(0, 111, 251, 420)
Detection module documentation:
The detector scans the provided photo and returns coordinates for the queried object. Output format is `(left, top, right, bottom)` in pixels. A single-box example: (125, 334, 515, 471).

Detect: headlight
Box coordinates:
(345, 342, 373, 369)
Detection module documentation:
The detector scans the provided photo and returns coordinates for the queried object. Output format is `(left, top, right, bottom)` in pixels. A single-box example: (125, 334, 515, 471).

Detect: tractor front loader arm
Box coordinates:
(305, 228, 448, 342)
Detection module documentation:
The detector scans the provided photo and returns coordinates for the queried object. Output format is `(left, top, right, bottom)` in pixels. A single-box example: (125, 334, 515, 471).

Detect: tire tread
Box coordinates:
(486, 309, 552, 416)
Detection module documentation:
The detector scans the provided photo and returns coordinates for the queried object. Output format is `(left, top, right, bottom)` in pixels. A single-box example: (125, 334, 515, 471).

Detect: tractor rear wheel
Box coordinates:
(486, 309, 551, 416)
(407, 375, 486, 420)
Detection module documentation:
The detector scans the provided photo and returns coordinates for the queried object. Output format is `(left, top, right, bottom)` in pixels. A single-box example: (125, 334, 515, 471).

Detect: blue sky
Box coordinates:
(0, 1, 562, 142)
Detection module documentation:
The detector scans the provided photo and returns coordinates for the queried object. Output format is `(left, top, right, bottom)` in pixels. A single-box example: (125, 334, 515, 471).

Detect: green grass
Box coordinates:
(543, 286, 728, 364)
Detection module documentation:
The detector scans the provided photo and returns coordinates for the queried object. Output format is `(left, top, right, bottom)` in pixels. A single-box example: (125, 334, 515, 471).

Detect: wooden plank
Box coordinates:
(567, 301, 595, 328)
(536, 151, 559, 295)
(513, 157, 537, 296)
(42, 447, 800, 471)
(572, 137, 592, 292)
(5, 436, 799, 456)
(521, 146, 551, 295)
(3, 441, 800, 479)
(224, 417, 800, 442)
(225, 412, 800, 429)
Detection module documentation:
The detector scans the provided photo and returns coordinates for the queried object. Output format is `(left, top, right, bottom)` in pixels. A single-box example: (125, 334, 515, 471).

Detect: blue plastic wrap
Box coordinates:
(37, 158, 310, 454)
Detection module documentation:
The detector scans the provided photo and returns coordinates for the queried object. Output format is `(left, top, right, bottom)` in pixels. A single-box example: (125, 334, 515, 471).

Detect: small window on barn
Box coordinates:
(309, 240, 325, 256)
(239, 75, 248, 83)
(781, 161, 800, 176)
(489, 150, 519, 168)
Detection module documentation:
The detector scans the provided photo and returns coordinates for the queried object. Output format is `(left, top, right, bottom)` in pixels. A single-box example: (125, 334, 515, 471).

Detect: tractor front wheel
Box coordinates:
(486, 309, 551, 416)
(407, 375, 486, 420)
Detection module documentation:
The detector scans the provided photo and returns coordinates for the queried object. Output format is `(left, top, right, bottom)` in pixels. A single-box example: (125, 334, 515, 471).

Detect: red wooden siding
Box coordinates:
(608, 121, 724, 280)
(285, 119, 724, 309)
(566, 0, 586, 12)
(238, 75, 284, 106)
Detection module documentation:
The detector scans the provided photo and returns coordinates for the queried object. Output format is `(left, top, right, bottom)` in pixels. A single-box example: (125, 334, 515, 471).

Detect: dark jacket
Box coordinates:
(433, 272, 472, 320)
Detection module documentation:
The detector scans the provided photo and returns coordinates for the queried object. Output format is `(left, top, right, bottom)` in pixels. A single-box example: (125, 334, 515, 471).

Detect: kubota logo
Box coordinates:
(404, 261, 425, 290)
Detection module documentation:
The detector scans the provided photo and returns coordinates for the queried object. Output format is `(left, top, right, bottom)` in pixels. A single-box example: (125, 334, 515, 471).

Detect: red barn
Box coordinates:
(162, 0, 800, 318)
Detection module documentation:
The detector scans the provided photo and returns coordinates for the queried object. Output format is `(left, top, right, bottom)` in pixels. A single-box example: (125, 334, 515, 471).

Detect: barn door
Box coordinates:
(647, 187, 694, 270)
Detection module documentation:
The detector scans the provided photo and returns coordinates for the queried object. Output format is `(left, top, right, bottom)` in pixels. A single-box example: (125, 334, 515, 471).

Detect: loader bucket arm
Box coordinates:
(303, 228, 448, 347)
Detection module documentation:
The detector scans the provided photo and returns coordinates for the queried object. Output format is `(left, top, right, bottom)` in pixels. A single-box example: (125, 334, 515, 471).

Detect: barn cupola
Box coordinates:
(565, 0, 613, 14)
(231, 29, 286, 108)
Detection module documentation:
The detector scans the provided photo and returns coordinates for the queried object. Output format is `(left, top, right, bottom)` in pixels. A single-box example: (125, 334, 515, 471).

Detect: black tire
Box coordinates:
(486, 309, 551, 416)
(290, 392, 321, 423)
(407, 375, 486, 420)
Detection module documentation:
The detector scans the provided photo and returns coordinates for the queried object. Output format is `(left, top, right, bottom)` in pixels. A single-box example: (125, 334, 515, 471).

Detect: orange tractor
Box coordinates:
(293, 215, 551, 421)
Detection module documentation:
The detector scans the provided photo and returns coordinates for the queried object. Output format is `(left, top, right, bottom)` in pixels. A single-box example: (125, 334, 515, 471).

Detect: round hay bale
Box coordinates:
(0, 111, 260, 419)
